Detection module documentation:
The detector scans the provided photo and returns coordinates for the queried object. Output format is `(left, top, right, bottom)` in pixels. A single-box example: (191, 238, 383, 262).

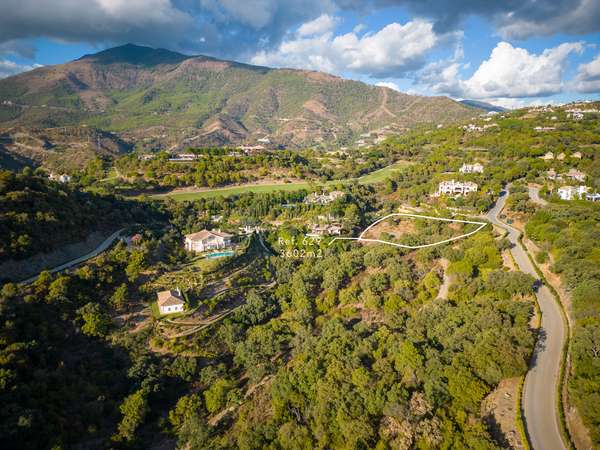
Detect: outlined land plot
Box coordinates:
(330, 213, 487, 249)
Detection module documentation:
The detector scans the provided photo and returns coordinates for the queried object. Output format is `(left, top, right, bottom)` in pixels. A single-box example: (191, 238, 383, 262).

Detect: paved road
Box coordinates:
(19, 229, 125, 284)
(486, 189, 566, 450)
(528, 185, 548, 206)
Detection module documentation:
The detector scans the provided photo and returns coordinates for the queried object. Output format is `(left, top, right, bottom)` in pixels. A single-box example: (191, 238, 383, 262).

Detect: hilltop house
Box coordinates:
(459, 162, 484, 174)
(305, 191, 345, 205)
(572, 151, 583, 159)
(157, 289, 185, 315)
(557, 185, 589, 201)
(436, 180, 478, 197)
(540, 152, 555, 160)
(185, 229, 233, 253)
(49, 173, 71, 183)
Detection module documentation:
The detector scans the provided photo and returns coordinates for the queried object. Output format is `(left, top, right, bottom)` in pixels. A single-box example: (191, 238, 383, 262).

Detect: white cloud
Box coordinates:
(375, 81, 401, 91)
(0, 59, 41, 78)
(252, 19, 447, 77)
(421, 41, 584, 99)
(297, 14, 338, 36)
(571, 53, 600, 93)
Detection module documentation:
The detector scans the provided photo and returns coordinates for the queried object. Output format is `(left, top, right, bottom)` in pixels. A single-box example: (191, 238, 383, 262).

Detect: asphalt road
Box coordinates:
(19, 229, 125, 285)
(486, 189, 566, 450)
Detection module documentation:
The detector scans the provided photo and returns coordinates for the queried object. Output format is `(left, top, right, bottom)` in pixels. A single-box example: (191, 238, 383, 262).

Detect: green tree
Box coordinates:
(77, 303, 111, 337)
(114, 389, 149, 442)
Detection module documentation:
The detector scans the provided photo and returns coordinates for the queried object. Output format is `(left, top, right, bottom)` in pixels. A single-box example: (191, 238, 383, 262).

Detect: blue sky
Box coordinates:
(1, 0, 600, 108)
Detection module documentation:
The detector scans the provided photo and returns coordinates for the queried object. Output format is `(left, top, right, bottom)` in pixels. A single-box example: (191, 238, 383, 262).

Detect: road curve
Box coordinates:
(19, 229, 125, 285)
(486, 189, 566, 450)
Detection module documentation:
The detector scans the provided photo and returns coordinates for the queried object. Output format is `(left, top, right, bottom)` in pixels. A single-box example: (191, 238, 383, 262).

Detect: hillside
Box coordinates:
(0, 44, 479, 151)
(0, 169, 157, 267)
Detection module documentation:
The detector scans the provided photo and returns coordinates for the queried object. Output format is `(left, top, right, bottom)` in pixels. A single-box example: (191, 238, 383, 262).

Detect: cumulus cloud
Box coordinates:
(0, 0, 335, 59)
(252, 19, 450, 78)
(571, 53, 600, 93)
(346, 0, 600, 38)
(0, 59, 41, 78)
(421, 41, 584, 99)
(298, 14, 338, 36)
(0, 0, 599, 64)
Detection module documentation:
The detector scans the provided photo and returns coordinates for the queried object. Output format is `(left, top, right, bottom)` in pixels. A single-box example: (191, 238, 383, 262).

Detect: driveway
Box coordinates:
(486, 189, 566, 450)
(528, 185, 548, 206)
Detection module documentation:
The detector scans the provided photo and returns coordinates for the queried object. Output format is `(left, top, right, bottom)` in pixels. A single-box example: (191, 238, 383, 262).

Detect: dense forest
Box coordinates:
(1, 102, 600, 449)
(0, 169, 159, 263)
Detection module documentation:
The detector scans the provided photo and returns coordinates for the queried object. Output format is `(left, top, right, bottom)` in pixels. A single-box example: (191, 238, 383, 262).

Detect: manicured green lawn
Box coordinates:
(149, 160, 414, 202)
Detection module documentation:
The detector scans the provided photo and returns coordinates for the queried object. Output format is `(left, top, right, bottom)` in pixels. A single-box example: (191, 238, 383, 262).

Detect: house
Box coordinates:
(570, 111, 584, 120)
(556, 152, 566, 161)
(546, 169, 558, 180)
(564, 168, 586, 182)
(572, 151, 583, 159)
(534, 126, 556, 132)
(557, 185, 589, 201)
(185, 229, 233, 253)
(307, 223, 343, 236)
(257, 137, 271, 144)
(540, 152, 554, 161)
(304, 191, 345, 205)
(436, 180, 478, 197)
(459, 163, 484, 174)
(157, 289, 185, 315)
(49, 173, 71, 183)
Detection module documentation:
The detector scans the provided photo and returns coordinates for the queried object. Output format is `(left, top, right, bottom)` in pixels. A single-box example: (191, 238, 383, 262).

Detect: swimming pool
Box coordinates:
(206, 251, 235, 259)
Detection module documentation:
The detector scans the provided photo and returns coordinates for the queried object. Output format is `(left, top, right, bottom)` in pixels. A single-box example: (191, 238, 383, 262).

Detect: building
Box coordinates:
(572, 151, 583, 159)
(436, 180, 478, 196)
(546, 168, 558, 180)
(184, 229, 233, 253)
(556, 152, 566, 161)
(49, 173, 71, 183)
(557, 185, 589, 201)
(307, 223, 343, 236)
(534, 126, 556, 132)
(540, 152, 554, 161)
(304, 191, 345, 205)
(459, 163, 484, 174)
(157, 289, 185, 315)
(564, 168, 586, 182)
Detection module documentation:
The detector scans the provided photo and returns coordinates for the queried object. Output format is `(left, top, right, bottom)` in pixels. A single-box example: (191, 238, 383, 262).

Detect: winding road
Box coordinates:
(486, 188, 566, 450)
(19, 229, 125, 284)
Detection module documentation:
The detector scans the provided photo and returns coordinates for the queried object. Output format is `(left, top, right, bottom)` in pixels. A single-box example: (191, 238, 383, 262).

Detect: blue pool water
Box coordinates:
(206, 251, 234, 259)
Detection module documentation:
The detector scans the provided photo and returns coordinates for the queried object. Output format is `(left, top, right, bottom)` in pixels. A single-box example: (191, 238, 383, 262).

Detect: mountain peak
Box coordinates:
(77, 43, 191, 66)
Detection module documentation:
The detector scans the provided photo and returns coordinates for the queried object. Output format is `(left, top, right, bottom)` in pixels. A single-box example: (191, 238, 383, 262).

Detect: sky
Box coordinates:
(1, 0, 600, 108)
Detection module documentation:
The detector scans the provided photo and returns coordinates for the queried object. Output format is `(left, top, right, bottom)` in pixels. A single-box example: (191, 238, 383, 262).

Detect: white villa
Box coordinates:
(534, 126, 556, 132)
(157, 289, 185, 315)
(436, 180, 478, 197)
(557, 185, 589, 201)
(540, 152, 555, 160)
(184, 229, 233, 253)
(459, 162, 484, 174)
(305, 191, 345, 205)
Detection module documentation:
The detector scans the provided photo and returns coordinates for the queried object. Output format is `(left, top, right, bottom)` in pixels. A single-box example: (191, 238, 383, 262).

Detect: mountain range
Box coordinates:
(0, 44, 480, 167)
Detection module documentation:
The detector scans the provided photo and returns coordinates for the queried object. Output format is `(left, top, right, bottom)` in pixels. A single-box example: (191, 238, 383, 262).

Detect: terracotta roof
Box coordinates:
(157, 290, 184, 307)
(185, 229, 233, 242)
